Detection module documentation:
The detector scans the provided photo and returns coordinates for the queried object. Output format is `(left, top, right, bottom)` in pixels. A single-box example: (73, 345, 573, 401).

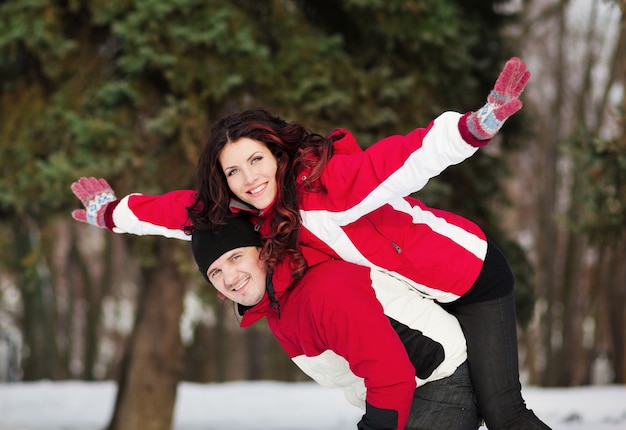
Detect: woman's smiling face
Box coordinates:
(219, 137, 278, 210)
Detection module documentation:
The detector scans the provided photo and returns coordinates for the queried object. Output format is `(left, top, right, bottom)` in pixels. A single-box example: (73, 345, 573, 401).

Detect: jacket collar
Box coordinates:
(239, 258, 295, 327)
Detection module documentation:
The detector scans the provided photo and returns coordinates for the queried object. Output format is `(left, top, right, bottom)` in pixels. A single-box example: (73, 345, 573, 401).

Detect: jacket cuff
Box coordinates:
(458, 112, 491, 148)
(103, 199, 121, 232)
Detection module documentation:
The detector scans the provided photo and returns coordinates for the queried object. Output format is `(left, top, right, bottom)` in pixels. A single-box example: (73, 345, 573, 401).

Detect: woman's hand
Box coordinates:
(466, 57, 531, 140)
(70, 177, 117, 228)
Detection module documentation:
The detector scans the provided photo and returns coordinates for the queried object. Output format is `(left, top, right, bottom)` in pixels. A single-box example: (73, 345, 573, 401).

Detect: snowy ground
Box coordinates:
(0, 380, 625, 430)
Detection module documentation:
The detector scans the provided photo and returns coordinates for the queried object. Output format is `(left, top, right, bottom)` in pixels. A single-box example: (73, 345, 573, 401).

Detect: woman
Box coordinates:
(71, 58, 550, 428)
(190, 214, 478, 430)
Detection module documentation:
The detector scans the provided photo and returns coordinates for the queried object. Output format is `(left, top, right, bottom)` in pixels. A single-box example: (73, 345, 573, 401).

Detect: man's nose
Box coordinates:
(223, 265, 238, 286)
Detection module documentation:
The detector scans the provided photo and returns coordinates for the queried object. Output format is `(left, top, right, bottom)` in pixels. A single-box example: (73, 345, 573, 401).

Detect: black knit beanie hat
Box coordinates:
(192, 216, 262, 283)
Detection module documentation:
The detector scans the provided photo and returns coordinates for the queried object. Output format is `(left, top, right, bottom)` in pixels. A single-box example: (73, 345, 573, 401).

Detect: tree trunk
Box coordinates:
(82, 232, 112, 381)
(66, 226, 115, 381)
(610, 2, 626, 384)
(536, 0, 568, 387)
(607, 239, 626, 383)
(14, 217, 58, 380)
(559, 230, 587, 386)
(107, 240, 184, 430)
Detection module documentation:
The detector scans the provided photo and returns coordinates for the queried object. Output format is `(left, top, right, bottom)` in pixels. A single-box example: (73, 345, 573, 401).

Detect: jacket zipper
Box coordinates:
(365, 216, 402, 254)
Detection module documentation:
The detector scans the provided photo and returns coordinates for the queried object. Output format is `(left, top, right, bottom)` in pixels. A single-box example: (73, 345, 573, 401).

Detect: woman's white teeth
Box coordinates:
(250, 184, 266, 194)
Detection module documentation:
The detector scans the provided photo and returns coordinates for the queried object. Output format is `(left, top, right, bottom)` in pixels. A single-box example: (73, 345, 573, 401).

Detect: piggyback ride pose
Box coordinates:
(72, 58, 550, 429)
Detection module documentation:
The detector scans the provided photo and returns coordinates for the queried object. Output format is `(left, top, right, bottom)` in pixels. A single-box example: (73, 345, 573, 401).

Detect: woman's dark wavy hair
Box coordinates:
(187, 109, 334, 278)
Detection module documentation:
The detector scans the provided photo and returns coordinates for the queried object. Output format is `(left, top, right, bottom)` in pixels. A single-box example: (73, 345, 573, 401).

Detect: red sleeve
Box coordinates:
(305, 262, 416, 430)
(302, 112, 479, 218)
(105, 189, 197, 240)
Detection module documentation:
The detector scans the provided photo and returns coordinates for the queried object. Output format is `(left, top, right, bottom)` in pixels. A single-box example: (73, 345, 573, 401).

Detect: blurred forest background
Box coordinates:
(0, 0, 625, 429)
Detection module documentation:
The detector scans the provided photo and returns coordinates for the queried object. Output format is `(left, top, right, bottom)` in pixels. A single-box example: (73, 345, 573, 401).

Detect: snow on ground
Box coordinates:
(0, 380, 625, 430)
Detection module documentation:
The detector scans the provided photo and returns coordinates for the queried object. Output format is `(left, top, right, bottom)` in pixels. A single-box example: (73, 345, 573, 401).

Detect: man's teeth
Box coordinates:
(232, 279, 248, 291)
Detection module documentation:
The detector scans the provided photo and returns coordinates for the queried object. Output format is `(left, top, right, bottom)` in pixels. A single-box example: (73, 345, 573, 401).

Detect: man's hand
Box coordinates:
(466, 57, 531, 140)
(70, 177, 117, 228)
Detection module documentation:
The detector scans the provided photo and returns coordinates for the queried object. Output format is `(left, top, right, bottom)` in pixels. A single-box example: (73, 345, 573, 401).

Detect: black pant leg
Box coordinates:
(446, 291, 551, 429)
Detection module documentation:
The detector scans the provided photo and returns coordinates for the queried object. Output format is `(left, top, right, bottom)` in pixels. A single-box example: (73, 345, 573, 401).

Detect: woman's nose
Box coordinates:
(242, 168, 257, 185)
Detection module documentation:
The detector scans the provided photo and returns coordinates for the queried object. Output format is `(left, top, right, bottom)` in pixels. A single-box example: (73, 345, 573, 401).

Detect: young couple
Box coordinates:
(71, 57, 551, 429)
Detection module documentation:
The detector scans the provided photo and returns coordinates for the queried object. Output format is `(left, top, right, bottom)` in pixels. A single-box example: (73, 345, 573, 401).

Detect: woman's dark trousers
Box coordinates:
(443, 241, 551, 429)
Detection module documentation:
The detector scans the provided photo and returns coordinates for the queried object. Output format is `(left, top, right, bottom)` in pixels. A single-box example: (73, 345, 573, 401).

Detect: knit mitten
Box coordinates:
(466, 57, 531, 140)
(71, 177, 117, 228)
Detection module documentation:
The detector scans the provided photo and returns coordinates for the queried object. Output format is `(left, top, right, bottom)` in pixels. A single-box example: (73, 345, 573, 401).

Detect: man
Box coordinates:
(191, 216, 479, 430)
